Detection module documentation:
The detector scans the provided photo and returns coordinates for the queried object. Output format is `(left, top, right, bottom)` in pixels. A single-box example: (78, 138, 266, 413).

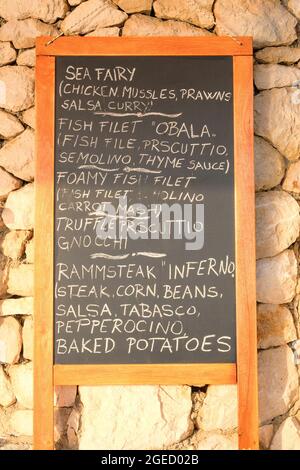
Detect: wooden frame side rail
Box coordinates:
(35, 54, 55, 451)
(34, 36, 258, 451)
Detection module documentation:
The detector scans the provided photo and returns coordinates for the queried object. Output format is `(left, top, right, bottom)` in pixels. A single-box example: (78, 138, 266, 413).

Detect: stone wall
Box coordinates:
(0, 0, 299, 451)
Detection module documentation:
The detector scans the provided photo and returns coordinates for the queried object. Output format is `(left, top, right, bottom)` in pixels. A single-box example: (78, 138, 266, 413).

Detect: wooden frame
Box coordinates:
(35, 36, 258, 451)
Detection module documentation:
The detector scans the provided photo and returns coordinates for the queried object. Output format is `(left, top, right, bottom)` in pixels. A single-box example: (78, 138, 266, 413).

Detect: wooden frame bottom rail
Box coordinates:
(54, 363, 236, 385)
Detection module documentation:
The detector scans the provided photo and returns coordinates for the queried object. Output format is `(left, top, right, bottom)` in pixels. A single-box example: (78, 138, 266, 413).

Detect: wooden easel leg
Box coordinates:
(33, 364, 54, 450)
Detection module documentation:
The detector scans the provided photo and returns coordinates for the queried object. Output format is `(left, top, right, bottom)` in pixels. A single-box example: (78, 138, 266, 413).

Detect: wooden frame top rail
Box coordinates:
(36, 36, 253, 57)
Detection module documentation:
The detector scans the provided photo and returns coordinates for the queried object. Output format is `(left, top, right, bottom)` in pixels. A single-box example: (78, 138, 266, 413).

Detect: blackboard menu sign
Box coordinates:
(54, 55, 235, 364)
(35, 37, 258, 450)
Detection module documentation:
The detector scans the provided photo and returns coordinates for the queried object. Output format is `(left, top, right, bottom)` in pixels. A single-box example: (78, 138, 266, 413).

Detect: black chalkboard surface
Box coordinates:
(54, 55, 235, 364)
